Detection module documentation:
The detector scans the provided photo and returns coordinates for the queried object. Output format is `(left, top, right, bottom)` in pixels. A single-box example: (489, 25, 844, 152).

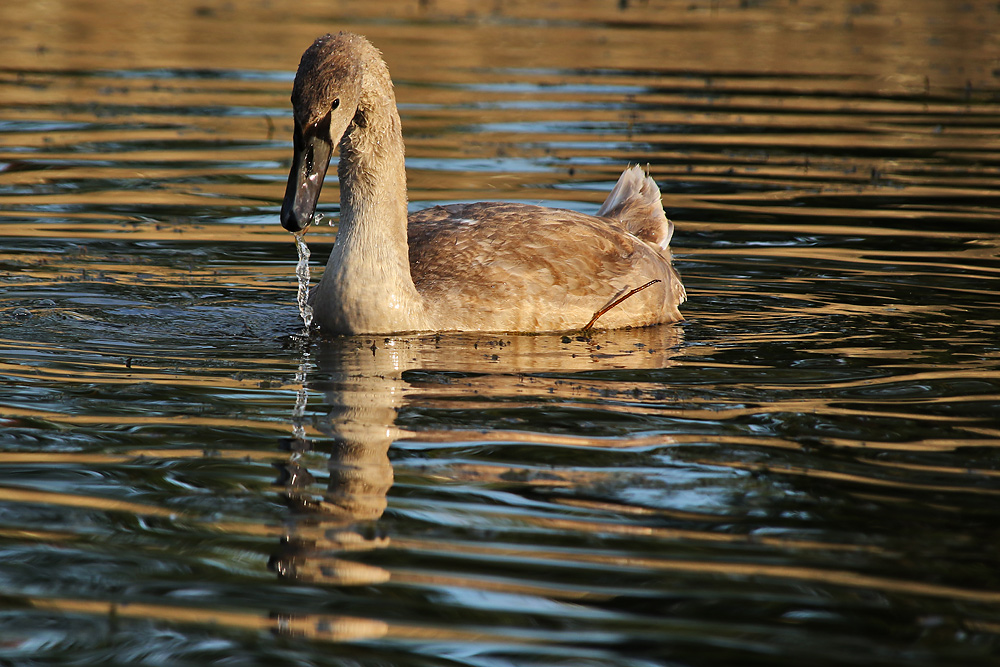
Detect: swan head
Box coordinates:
(280, 32, 364, 232)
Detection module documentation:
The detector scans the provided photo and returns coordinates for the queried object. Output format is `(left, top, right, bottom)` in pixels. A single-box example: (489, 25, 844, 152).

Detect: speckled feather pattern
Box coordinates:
(407, 200, 684, 331)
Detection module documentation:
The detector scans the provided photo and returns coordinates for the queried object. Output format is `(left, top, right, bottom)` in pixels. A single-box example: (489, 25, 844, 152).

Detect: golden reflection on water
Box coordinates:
(3, 1, 999, 221)
(1, 0, 1000, 661)
(2, 0, 994, 88)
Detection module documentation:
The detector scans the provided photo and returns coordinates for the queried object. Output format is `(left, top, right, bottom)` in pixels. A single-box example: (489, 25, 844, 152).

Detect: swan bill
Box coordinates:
(280, 119, 333, 232)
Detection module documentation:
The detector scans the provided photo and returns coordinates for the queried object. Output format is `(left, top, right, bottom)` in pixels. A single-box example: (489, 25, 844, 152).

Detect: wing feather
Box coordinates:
(407, 201, 683, 331)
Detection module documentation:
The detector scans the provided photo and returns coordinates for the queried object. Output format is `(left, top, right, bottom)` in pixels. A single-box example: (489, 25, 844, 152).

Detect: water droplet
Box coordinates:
(293, 233, 314, 329)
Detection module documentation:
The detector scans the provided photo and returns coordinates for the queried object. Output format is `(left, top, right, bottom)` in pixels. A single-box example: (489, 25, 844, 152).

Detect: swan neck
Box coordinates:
(316, 62, 429, 334)
(338, 105, 408, 240)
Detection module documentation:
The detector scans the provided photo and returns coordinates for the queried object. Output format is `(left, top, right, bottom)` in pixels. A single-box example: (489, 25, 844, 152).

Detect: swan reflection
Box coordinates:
(271, 326, 684, 597)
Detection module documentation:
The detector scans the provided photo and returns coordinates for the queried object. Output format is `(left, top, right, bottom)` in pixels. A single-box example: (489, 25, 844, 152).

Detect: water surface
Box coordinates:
(2, 1, 1000, 665)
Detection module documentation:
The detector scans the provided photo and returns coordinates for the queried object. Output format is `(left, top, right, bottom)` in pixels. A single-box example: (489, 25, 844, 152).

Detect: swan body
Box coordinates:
(280, 32, 685, 334)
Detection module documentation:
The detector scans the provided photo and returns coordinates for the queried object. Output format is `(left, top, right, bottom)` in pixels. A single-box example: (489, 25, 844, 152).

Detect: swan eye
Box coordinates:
(331, 98, 340, 111)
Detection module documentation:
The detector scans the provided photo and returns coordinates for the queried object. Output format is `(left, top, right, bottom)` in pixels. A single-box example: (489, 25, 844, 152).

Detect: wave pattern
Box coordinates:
(1, 1, 1000, 665)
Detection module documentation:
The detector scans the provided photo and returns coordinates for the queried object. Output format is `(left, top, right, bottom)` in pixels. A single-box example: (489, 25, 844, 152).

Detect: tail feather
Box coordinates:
(597, 165, 673, 249)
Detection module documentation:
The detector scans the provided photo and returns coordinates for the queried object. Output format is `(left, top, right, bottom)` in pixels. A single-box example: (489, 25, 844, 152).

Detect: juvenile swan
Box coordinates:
(280, 32, 686, 334)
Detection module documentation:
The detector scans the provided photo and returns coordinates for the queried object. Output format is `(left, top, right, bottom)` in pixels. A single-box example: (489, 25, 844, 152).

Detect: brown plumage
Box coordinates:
(280, 32, 686, 334)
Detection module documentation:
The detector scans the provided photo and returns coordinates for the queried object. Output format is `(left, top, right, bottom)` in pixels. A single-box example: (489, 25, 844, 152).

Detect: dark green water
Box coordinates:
(2, 1, 1000, 665)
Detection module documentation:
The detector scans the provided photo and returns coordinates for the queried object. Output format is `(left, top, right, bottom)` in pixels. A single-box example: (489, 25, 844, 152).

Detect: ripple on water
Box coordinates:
(2, 1, 1000, 665)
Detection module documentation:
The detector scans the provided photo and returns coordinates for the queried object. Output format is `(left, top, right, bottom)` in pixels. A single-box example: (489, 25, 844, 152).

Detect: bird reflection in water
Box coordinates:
(269, 327, 684, 641)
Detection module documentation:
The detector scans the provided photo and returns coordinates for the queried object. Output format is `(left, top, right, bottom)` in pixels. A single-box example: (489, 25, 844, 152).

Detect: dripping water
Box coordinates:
(293, 233, 314, 329)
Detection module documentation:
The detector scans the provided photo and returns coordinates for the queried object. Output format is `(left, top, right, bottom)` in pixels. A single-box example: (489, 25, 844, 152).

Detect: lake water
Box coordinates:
(2, 1, 1000, 665)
